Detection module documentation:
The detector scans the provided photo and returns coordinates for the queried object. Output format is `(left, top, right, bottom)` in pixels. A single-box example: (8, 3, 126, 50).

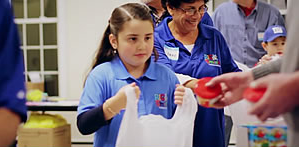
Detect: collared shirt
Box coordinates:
(149, 5, 165, 26)
(78, 56, 179, 147)
(213, 1, 285, 67)
(0, 0, 27, 122)
(201, 12, 214, 26)
(239, 4, 255, 16)
(154, 17, 240, 147)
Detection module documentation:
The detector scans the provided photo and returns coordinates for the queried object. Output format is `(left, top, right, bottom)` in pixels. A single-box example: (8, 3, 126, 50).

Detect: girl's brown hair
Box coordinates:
(90, 3, 158, 70)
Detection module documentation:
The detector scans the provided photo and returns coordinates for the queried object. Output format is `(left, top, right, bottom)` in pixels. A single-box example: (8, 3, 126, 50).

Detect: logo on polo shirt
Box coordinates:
(204, 54, 220, 67)
(155, 93, 167, 109)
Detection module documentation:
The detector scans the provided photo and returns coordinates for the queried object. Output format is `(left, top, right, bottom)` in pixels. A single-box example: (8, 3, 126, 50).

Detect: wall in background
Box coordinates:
(64, 0, 137, 100)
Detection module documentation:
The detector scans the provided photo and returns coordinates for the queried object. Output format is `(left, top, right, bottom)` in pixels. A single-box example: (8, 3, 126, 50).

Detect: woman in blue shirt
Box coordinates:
(154, 0, 241, 147)
(77, 3, 185, 147)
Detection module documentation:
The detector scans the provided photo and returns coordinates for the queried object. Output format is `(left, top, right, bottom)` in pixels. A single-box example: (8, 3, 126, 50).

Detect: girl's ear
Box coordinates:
(109, 34, 118, 49)
(261, 42, 268, 52)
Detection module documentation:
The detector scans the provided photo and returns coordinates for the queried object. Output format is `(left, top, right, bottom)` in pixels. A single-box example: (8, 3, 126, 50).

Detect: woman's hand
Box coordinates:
(174, 84, 185, 105)
(183, 79, 199, 91)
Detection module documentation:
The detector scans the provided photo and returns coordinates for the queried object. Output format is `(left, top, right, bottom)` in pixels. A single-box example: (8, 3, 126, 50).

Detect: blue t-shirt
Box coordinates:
(78, 56, 180, 147)
(213, 1, 285, 67)
(154, 17, 241, 147)
(0, 0, 27, 122)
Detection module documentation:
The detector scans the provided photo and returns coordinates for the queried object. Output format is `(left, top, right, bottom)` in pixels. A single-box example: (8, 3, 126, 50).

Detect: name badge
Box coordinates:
(258, 32, 265, 41)
(164, 45, 179, 61)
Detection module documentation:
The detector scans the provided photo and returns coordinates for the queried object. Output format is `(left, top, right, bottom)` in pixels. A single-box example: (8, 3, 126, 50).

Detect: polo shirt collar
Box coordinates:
(235, 0, 258, 16)
(158, 16, 212, 41)
(112, 56, 157, 80)
(157, 16, 175, 42)
(198, 23, 213, 39)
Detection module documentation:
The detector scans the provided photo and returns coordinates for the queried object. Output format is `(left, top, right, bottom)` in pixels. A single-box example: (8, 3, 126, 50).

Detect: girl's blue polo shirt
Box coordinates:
(154, 17, 241, 147)
(78, 56, 179, 147)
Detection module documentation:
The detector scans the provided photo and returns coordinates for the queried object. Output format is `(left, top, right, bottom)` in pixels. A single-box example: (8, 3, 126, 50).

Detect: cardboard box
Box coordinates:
(18, 124, 71, 147)
(26, 82, 44, 92)
(237, 125, 287, 147)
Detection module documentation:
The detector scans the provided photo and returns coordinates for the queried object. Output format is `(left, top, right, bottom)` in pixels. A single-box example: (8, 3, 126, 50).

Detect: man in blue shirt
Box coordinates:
(0, 0, 27, 146)
(213, 0, 285, 68)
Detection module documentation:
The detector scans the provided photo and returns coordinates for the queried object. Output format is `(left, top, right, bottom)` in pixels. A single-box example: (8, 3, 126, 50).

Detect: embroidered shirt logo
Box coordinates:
(204, 54, 220, 66)
(155, 93, 167, 109)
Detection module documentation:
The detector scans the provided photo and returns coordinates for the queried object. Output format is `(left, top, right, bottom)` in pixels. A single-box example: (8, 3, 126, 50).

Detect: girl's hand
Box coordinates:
(104, 82, 141, 120)
(114, 82, 140, 110)
(174, 84, 185, 105)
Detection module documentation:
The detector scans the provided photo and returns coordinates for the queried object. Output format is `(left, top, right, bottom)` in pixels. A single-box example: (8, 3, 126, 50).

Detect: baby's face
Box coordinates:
(266, 37, 286, 56)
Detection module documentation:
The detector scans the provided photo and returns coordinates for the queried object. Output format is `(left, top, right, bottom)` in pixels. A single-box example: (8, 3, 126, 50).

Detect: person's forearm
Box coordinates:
(290, 71, 299, 93)
(291, 71, 299, 105)
(102, 95, 125, 120)
(0, 108, 21, 147)
(77, 94, 125, 135)
(183, 79, 199, 90)
(252, 59, 281, 80)
(77, 105, 110, 135)
(175, 73, 195, 85)
(280, 0, 299, 73)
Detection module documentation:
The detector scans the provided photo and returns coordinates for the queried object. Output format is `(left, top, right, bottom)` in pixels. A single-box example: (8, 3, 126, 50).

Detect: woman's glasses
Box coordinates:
(178, 5, 208, 15)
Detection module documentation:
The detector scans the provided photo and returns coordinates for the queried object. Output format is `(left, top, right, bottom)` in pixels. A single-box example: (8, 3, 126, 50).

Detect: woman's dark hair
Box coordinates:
(166, 0, 209, 9)
(90, 3, 158, 70)
(160, 0, 171, 19)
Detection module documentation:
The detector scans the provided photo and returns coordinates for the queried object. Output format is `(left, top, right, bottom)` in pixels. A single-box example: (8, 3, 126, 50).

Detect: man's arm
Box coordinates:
(0, 1, 27, 146)
(0, 108, 21, 147)
(252, 59, 281, 79)
(280, 0, 299, 73)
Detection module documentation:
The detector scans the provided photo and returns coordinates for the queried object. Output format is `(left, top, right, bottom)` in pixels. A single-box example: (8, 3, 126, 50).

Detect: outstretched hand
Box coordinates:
(205, 71, 254, 108)
(248, 72, 299, 121)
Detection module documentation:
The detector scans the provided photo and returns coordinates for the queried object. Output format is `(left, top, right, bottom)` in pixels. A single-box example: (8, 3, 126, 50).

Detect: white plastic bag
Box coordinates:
(116, 87, 198, 147)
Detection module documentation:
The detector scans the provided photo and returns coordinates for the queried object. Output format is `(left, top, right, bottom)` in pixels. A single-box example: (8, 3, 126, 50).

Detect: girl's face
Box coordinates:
(110, 19, 154, 71)
(169, 0, 205, 32)
(263, 37, 286, 56)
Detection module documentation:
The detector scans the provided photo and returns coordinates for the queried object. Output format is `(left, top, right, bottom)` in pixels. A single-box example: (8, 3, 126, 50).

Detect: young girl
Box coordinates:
(77, 3, 185, 147)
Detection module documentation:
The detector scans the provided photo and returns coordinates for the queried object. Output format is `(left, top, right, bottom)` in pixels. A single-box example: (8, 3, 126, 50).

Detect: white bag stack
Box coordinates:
(116, 87, 198, 147)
